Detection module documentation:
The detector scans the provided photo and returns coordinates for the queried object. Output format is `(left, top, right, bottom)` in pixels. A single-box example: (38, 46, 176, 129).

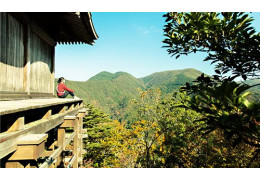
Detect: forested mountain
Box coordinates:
(56, 71, 145, 119)
(56, 68, 260, 121)
(140, 68, 202, 94)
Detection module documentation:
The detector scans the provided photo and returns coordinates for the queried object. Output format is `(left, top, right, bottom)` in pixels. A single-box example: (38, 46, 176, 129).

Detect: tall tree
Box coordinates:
(163, 12, 260, 80)
(162, 12, 260, 164)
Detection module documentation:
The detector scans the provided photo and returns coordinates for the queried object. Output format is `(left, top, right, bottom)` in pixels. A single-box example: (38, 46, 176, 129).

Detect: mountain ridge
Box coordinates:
(57, 68, 260, 121)
(56, 68, 203, 121)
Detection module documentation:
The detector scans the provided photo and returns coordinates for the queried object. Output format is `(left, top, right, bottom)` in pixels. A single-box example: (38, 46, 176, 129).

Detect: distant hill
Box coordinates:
(245, 79, 260, 102)
(140, 68, 203, 94)
(55, 68, 202, 121)
(56, 68, 260, 122)
(56, 71, 145, 120)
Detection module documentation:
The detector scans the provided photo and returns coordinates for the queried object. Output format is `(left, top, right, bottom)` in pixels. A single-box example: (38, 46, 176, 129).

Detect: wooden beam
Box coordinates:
(7, 116, 24, 132)
(82, 129, 87, 133)
(9, 13, 56, 46)
(0, 98, 83, 116)
(60, 116, 76, 128)
(73, 117, 79, 168)
(59, 106, 66, 114)
(56, 127, 65, 166)
(42, 109, 52, 119)
(30, 21, 56, 46)
(69, 104, 74, 110)
(79, 102, 84, 108)
(0, 107, 82, 159)
(8, 134, 48, 161)
(77, 109, 87, 117)
(41, 150, 54, 157)
(39, 146, 62, 168)
(67, 155, 76, 168)
(64, 132, 76, 147)
(17, 134, 48, 145)
(75, 103, 79, 108)
(5, 161, 25, 168)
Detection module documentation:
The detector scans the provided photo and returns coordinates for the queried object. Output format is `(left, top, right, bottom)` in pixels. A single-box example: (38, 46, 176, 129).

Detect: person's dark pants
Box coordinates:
(58, 91, 74, 98)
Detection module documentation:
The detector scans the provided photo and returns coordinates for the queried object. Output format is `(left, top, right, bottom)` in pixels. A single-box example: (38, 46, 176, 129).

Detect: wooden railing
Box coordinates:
(39, 110, 87, 168)
(0, 99, 88, 168)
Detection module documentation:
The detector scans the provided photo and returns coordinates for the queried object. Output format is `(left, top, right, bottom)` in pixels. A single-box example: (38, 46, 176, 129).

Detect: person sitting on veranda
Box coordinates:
(56, 77, 79, 99)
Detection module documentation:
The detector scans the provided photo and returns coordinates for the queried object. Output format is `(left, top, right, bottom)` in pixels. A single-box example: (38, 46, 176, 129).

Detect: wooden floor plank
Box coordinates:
(0, 98, 82, 115)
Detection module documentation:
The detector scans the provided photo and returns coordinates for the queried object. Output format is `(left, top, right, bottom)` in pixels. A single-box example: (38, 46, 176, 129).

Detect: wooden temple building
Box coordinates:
(0, 12, 98, 168)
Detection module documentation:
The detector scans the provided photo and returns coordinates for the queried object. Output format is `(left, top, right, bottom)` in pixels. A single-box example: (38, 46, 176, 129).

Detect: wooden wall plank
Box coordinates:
(30, 31, 53, 93)
(0, 13, 24, 92)
(1, 12, 54, 96)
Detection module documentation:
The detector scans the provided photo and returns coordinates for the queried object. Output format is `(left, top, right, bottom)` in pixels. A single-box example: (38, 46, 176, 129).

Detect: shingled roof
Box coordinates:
(26, 12, 98, 45)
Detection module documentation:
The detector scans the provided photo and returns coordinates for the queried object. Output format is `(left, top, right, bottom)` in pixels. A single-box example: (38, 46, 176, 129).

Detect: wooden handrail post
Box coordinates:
(73, 117, 79, 168)
(56, 126, 65, 167)
(77, 109, 86, 167)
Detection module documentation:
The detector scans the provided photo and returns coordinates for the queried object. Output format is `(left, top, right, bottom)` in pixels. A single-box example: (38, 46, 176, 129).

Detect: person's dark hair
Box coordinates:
(58, 77, 65, 83)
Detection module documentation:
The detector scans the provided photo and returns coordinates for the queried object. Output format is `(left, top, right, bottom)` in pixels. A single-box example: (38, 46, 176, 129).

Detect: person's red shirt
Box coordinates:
(56, 83, 74, 96)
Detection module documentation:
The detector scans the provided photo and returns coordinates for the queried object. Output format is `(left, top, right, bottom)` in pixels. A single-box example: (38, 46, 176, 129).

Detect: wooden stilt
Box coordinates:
(77, 109, 86, 167)
(73, 117, 79, 168)
(56, 127, 65, 167)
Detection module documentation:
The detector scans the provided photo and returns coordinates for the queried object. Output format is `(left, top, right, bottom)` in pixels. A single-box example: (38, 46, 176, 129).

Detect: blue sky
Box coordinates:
(55, 12, 260, 81)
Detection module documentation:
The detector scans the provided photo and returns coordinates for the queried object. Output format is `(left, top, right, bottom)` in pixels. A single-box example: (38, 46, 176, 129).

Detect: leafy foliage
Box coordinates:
(82, 90, 259, 168)
(163, 12, 260, 80)
(163, 12, 260, 162)
(181, 74, 260, 148)
(82, 104, 114, 167)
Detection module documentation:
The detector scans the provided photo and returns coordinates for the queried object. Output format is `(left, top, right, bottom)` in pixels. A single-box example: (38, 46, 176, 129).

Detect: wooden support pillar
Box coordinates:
(79, 117, 83, 167)
(57, 128, 65, 150)
(56, 127, 65, 167)
(86, 108, 89, 116)
(7, 116, 24, 132)
(60, 116, 76, 128)
(77, 110, 86, 167)
(73, 117, 79, 168)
